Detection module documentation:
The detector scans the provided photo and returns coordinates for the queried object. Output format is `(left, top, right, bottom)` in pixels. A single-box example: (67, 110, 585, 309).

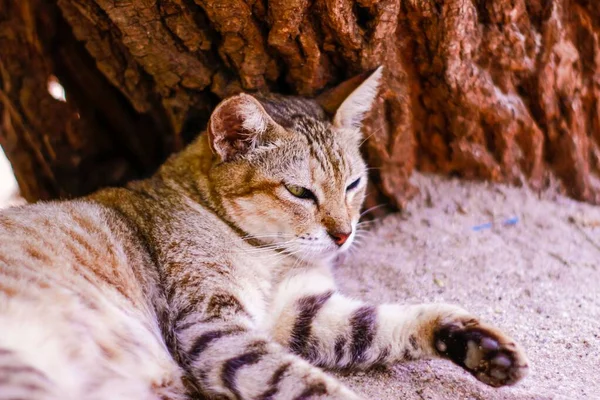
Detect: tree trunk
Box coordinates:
(1, 0, 599, 213)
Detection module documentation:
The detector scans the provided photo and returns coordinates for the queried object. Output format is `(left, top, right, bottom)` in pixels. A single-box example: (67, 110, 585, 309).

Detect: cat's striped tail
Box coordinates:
(0, 348, 55, 400)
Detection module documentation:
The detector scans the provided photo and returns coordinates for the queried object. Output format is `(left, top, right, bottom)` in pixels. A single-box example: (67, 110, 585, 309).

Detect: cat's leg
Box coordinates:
(266, 266, 529, 387)
(168, 268, 361, 399)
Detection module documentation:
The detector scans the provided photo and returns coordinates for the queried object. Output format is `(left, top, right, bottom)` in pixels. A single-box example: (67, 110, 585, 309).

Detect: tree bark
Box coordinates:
(1, 0, 599, 212)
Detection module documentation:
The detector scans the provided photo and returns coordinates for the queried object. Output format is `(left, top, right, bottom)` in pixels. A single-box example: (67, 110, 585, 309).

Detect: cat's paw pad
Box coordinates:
(434, 318, 528, 387)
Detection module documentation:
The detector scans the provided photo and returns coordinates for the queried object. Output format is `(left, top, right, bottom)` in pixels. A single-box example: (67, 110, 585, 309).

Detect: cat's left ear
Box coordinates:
(207, 93, 280, 161)
(317, 67, 383, 131)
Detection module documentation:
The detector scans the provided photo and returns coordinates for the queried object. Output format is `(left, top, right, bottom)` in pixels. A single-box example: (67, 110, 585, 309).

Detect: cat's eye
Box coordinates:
(346, 177, 361, 191)
(285, 184, 315, 201)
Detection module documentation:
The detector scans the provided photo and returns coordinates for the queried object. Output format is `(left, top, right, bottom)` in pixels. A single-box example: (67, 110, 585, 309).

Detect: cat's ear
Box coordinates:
(316, 67, 383, 130)
(207, 93, 277, 161)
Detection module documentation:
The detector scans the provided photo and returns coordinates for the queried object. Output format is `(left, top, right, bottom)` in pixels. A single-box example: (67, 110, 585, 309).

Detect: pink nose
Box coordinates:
(328, 231, 351, 246)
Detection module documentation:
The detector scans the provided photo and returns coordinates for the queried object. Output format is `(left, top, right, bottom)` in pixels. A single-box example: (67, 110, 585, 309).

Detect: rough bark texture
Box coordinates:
(1, 0, 599, 210)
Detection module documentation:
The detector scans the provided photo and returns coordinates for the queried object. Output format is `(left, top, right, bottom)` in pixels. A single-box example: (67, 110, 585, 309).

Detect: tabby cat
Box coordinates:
(0, 68, 528, 400)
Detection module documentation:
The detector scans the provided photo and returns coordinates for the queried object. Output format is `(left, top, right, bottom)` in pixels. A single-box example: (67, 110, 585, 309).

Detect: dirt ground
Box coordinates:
(335, 173, 600, 400)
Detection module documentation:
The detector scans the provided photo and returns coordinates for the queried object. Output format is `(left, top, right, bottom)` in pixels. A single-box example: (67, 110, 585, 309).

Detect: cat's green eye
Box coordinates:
(285, 184, 315, 200)
(346, 177, 361, 191)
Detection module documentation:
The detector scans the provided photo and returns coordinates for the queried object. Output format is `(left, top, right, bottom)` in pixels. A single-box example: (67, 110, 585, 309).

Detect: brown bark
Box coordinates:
(0, 0, 599, 210)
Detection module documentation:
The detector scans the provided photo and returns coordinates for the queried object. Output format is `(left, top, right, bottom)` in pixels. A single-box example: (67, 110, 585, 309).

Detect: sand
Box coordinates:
(335, 173, 600, 400)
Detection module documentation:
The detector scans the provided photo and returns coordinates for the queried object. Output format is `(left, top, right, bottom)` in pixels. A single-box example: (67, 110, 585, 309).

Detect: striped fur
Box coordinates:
(0, 69, 527, 399)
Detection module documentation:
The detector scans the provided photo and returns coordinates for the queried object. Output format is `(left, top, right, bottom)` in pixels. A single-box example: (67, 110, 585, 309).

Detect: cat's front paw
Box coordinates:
(434, 317, 529, 387)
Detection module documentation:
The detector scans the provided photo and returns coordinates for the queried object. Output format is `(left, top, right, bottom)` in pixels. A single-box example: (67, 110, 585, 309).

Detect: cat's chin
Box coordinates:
(290, 245, 350, 264)
(290, 252, 335, 264)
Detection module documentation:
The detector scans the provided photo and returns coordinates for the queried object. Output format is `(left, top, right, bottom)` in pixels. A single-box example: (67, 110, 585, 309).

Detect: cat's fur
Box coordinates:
(0, 68, 528, 400)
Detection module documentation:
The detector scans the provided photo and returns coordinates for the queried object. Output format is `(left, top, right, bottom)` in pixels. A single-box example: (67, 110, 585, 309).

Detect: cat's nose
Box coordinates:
(328, 230, 351, 246)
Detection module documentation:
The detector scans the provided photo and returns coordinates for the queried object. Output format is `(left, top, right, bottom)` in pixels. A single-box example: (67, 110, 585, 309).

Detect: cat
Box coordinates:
(0, 67, 528, 400)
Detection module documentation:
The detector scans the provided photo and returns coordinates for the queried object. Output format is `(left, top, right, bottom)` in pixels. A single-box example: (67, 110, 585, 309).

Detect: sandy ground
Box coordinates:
(335, 173, 600, 400)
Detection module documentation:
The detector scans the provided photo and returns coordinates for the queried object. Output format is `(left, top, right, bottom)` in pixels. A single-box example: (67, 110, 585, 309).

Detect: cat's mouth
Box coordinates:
(295, 226, 357, 258)
(248, 228, 356, 261)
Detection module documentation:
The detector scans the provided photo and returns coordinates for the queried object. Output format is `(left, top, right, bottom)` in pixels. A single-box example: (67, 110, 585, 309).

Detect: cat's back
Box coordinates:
(0, 201, 184, 400)
(0, 200, 150, 307)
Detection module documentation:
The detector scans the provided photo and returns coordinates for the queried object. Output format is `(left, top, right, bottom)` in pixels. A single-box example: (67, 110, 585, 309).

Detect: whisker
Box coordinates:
(289, 256, 303, 270)
(241, 232, 296, 238)
(247, 237, 296, 246)
(353, 231, 374, 239)
(240, 248, 286, 255)
(240, 246, 288, 254)
(360, 204, 387, 217)
(356, 223, 376, 230)
(241, 233, 296, 241)
(359, 126, 383, 147)
(240, 242, 289, 249)
(348, 240, 366, 253)
(357, 218, 380, 225)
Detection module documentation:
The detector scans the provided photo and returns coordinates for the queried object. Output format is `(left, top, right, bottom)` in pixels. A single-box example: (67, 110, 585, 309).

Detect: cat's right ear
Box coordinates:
(316, 67, 383, 130)
(207, 93, 276, 161)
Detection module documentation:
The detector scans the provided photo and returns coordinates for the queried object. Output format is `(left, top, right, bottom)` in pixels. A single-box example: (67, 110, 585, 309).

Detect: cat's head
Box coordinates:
(207, 68, 382, 261)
